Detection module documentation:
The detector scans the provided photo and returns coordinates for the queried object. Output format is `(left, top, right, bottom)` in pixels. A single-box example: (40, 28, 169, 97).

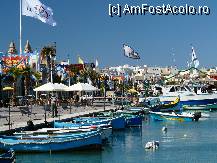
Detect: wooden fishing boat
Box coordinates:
(124, 114, 143, 127)
(161, 97, 180, 110)
(73, 116, 126, 130)
(0, 130, 102, 152)
(115, 110, 143, 127)
(146, 97, 181, 112)
(149, 111, 201, 122)
(53, 122, 112, 140)
(183, 103, 217, 111)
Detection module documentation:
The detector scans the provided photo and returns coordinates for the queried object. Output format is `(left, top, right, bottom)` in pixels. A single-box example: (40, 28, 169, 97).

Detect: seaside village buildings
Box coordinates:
(1, 41, 217, 101)
(102, 64, 217, 91)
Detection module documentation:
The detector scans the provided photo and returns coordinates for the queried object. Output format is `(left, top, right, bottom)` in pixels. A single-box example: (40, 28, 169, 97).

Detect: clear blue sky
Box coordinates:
(0, 0, 217, 68)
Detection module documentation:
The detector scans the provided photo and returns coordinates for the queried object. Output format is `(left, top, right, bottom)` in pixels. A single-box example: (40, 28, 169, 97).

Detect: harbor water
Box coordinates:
(15, 112, 217, 163)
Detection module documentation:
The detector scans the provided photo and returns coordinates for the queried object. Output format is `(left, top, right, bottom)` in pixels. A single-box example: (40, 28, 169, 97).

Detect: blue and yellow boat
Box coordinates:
(149, 111, 201, 122)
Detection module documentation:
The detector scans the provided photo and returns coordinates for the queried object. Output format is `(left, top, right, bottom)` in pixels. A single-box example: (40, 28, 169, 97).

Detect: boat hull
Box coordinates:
(0, 131, 102, 152)
(53, 121, 112, 140)
(73, 116, 126, 130)
(149, 112, 195, 122)
(125, 116, 142, 127)
(111, 117, 126, 129)
(160, 95, 217, 106)
(183, 103, 217, 111)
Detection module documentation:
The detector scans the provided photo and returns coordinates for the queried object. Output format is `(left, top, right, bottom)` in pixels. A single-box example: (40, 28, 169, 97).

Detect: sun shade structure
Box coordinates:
(67, 82, 99, 92)
(33, 82, 68, 92)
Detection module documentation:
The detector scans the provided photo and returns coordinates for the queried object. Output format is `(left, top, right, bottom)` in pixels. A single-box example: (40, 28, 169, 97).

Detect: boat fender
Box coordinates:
(193, 112, 201, 121)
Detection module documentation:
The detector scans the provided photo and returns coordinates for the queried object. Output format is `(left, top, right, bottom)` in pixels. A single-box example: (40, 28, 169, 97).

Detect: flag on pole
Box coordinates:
(191, 46, 199, 68)
(123, 44, 140, 59)
(22, 0, 57, 26)
(78, 56, 84, 64)
(187, 61, 190, 68)
(95, 59, 99, 68)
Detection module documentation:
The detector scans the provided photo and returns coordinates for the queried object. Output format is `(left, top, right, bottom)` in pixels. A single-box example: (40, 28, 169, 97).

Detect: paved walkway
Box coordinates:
(0, 102, 118, 132)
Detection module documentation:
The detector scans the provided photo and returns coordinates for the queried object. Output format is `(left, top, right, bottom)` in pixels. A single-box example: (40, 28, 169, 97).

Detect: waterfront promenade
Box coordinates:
(0, 101, 117, 132)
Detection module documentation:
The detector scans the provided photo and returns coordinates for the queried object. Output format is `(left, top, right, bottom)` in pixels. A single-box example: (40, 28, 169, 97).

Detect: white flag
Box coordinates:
(191, 47, 199, 68)
(123, 44, 140, 59)
(22, 0, 57, 26)
(95, 59, 99, 68)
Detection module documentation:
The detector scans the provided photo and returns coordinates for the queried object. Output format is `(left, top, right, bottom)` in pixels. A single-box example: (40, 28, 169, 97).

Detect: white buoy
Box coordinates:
(162, 126, 167, 133)
(145, 141, 159, 150)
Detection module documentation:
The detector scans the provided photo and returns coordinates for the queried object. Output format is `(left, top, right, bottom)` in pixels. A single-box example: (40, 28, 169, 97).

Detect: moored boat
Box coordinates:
(140, 97, 181, 112)
(0, 129, 102, 152)
(115, 110, 143, 127)
(159, 85, 217, 106)
(125, 115, 143, 127)
(183, 103, 217, 111)
(149, 111, 201, 122)
(73, 116, 126, 130)
(53, 121, 112, 140)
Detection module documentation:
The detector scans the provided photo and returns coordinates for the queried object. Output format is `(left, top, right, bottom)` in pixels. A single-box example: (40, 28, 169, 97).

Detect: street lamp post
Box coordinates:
(50, 52, 53, 84)
(49, 42, 57, 117)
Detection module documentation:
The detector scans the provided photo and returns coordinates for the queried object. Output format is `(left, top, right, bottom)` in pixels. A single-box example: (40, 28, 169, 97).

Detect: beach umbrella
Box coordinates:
(54, 83, 69, 91)
(66, 82, 98, 92)
(84, 83, 99, 91)
(34, 82, 68, 92)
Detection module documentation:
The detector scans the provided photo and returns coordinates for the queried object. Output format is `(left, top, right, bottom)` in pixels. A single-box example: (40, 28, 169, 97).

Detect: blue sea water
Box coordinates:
(16, 113, 217, 163)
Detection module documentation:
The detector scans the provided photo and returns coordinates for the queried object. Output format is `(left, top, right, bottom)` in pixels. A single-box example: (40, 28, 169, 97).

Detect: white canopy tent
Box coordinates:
(34, 82, 68, 92)
(34, 82, 69, 100)
(66, 82, 99, 92)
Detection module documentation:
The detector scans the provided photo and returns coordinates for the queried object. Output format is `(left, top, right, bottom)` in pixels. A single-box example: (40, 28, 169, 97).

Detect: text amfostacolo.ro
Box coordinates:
(108, 4, 210, 17)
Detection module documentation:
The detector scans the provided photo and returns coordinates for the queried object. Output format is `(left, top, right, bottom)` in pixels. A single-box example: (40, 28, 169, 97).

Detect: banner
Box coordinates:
(22, 0, 57, 26)
(2, 55, 28, 72)
(123, 44, 140, 59)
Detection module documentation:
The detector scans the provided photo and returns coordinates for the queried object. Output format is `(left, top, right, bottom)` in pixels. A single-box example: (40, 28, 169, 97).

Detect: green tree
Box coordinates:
(21, 66, 41, 96)
(40, 45, 56, 83)
(8, 67, 22, 96)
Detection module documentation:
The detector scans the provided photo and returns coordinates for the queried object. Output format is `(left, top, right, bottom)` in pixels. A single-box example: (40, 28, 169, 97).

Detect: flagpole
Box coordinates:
(67, 54, 71, 86)
(19, 0, 22, 56)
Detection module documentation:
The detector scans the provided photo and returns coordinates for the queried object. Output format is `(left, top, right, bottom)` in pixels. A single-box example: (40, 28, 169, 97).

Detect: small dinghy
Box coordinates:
(149, 111, 201, 122)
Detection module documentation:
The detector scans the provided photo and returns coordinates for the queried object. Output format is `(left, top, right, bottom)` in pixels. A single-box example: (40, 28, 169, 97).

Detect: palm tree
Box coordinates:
(40, 45, 56, 83)
(8, 67, 22, 96)
(86, 69, 100, 87)
(21, 66, 41, 96)
(79, 69, 88, 83)
(69, 66, 80, 84)
(40, 46, 56, 66)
